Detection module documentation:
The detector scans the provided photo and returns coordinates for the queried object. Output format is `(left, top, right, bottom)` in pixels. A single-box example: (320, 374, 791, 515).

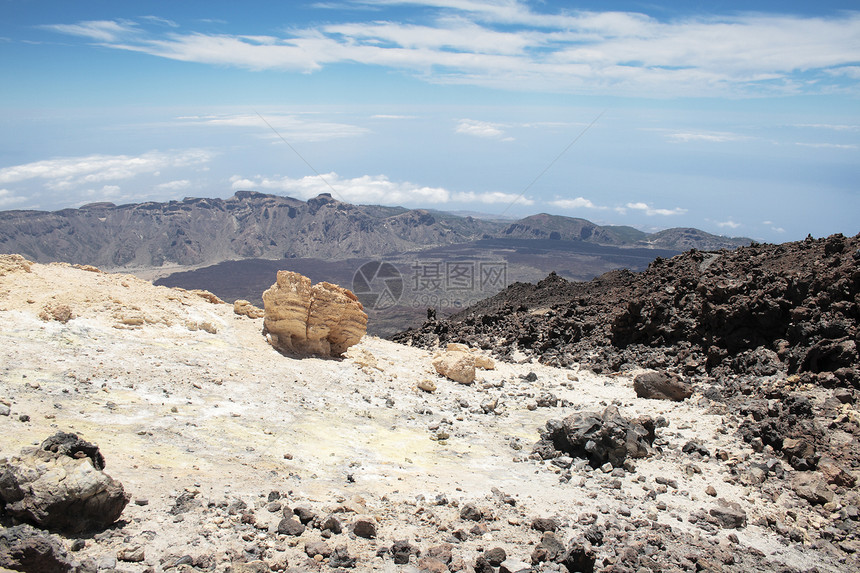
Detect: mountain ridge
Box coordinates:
(0, 191, 750, 271)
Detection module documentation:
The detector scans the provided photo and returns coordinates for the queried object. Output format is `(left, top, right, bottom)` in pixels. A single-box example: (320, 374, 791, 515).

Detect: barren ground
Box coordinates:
(0, 257, 854, 571)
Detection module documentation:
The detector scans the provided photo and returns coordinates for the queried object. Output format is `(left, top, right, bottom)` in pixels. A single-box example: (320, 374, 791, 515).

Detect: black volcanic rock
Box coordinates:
(395, 234, 859, 383)
(395, 232, 860, 478)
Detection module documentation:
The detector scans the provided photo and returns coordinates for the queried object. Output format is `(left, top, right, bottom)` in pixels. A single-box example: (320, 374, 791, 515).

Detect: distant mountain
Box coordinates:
(0, 191, 750, 270)
(499, 214, 750, 250)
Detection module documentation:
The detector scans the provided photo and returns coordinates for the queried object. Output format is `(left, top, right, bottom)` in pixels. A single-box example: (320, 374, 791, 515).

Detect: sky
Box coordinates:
(1, 1, 858, 242)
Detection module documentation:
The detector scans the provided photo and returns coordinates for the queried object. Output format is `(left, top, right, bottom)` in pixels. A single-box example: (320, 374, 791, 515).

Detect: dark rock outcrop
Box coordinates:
(532, 405, 655, 469)
(0, 524, 76, 573)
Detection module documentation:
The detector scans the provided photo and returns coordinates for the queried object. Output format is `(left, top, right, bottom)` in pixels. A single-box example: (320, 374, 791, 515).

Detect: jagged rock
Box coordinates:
(0, 524, 76, 573)
(459, 502, 483, 521)
(533, 405, 655, 468)
(560, 540, 596, 573)
(794, 474, 835, 506)
(432, 350, 476, 385)
(531, 517, 559, 532)
(329, 544, 356, 568)
(321, 514, 343, 534)
(262, 271, 367, 357)
(352, 517, 377, 539)
(819, 460, 856, 487)
(276, 517, 305, 536)
(709, 500, 747, 529)
(292, 505, 316, 525)
(233, 299, 265, 319)
(633, 370, 692, 401)
(499, 558, 531, 573)
(425, 544, 453, 565)
(782, 438, 819, 471)
(474, 556, 494, 573)
(391, 540, 420, 564)
(484, 547, 506, 566)
(531, 532, 565, 564)
(0, 438, 129, 532)
(38, 302, 73, 324)
(40, 432, 106, 470)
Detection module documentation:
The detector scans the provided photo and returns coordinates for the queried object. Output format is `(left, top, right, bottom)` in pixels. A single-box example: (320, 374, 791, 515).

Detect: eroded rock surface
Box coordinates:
(262, 271, 367, 356)
(0, 435, 129, 532)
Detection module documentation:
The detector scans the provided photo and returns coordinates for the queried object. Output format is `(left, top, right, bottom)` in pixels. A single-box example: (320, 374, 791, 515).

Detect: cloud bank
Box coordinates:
(43, 2, 860, 97)
(0, 149, 213, 191)
(230, 172, 532, 206)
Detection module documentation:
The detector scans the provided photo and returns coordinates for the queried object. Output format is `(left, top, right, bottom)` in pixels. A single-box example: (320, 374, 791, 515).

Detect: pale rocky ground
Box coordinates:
(0, 257, 852, 572)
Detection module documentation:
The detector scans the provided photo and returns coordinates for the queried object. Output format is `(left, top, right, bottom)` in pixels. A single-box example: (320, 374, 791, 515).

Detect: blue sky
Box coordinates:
(1, 1, 858, 241)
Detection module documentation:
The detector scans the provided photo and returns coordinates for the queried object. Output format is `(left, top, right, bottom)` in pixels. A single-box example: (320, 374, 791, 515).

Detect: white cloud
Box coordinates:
(763, 220, 786, 233)
(179, 113, 369, 142)
(230, 172, 532, 206)
(45, 6, 860, 97)
(0, 149, 213, 191)
(43, 20, 138, 43)
(456, 119, 511, 139)
(452, 190, 532, 205)
(0, 188, 27, 208)
(626, 202, 687, 216)
(231, 172, 451, 204)
(795, 142, 858, 150)
(794, 123, 860, 131)
(550, 197, 605, 210)
(665, 131, 745, 143)
(372, 114, 417, 119)
(154, 179, 192, 191)
(716, 219, 741, 229)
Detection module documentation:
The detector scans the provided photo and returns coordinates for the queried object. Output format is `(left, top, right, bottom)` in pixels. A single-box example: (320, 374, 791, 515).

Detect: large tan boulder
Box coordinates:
(432, 343, 495, 384)
(432, 351, 476, 385)
(262, 271, 367, 357)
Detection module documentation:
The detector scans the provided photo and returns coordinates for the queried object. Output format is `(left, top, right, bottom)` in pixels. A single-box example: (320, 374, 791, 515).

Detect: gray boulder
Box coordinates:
(0, 436, 129, 532)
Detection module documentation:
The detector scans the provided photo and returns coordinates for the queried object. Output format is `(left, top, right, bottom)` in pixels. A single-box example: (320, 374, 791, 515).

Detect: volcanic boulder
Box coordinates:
(0, 433, 130, 532)
(633, 370, 692, 401)
(262, 271, 367, 357)
(533, 405, 655, 468)
(0, 524, 76, 573)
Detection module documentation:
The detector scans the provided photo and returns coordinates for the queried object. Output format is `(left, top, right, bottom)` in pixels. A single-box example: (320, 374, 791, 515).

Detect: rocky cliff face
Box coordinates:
(0, 192, 500, 270)
(0, 192, 749, 271)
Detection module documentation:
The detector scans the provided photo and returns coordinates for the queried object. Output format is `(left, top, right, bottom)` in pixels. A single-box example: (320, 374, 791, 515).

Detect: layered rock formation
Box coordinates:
(262, 271, 367, 356)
